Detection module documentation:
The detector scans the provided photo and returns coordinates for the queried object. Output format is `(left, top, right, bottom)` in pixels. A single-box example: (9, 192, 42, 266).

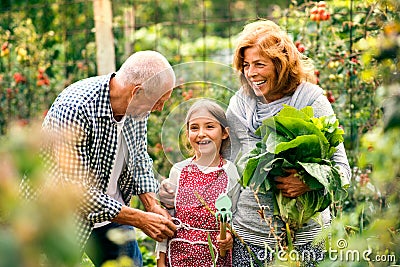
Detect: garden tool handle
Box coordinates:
(215, 193, 232, 258)
(220, 220, 227, 257)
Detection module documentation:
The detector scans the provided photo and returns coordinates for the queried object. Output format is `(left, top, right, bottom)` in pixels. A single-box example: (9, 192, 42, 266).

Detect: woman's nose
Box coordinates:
(247, 65, 257, 77)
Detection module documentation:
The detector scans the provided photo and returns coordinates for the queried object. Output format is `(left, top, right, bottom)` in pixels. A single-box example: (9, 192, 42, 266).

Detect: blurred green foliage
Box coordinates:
(0, 122, 82, 267)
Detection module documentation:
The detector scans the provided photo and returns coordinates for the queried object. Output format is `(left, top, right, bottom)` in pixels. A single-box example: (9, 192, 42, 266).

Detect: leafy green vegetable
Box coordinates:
(238, 105, 348, 232)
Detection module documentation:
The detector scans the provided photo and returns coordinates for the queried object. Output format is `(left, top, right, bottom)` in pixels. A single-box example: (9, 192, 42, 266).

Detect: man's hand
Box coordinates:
(111, 206, 176, 242)
(274, 169, 311, 198)
(135, 210, 176, 242)
(158, 178, 175, 209)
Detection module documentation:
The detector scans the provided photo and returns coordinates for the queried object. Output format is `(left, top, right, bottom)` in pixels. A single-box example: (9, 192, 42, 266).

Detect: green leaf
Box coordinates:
(275, 191, 298, 224)
(250, 155, 272, 191)
(207, 233, 216, 267)
(258, 117, 296, 140)
(318, 115, 345, 148)
(277, 104, 313, 120)
(264, 131, 290, 153)
(275, 116, 329, 145)
(276, 190, 332, 231)
(300, 173, 325, 190)
(274, 134, 318, 154)
(240, 156, 260, 187)
(262, 157, 287, 177)
(300, 106, 315, 118)
(326, 130, 344, 148)
(275, 135, 325, 162)
(237, 145, 261, 174)
(239, 147, 270, 187)
(297, 162, 333, 188)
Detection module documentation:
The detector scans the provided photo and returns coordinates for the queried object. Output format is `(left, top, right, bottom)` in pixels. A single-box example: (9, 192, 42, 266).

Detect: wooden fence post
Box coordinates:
(123, 7, 135, 60)
(93, 0, 116, 74)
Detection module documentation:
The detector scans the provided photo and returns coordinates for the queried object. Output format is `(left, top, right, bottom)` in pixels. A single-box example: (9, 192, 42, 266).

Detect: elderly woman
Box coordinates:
(226, 20, 351, 266)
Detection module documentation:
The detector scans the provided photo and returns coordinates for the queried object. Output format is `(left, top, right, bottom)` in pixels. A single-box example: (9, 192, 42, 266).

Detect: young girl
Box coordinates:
(156, 99, 241, 267)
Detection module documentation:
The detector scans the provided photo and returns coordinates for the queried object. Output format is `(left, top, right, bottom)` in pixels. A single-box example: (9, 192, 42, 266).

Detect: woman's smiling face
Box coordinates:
(243, 46, 279, 102)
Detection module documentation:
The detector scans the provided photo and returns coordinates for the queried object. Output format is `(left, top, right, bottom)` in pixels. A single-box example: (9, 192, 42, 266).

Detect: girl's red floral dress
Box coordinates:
(166, 157, 232, 267)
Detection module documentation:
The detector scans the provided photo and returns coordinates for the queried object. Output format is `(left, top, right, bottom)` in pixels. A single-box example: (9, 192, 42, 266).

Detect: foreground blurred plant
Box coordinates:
(0, 121, 81, 267)
(0, 121, 158, 267)
(317, 1, 400, 265)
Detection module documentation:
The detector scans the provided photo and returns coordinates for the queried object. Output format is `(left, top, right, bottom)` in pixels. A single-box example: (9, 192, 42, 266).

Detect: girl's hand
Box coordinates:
(157, 252, 167, 267)
(217, 230, 233, 251)
(274, 169, 311, 198)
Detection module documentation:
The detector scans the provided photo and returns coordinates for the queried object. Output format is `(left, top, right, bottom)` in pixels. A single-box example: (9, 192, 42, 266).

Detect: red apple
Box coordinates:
(297, 44, 306, 53)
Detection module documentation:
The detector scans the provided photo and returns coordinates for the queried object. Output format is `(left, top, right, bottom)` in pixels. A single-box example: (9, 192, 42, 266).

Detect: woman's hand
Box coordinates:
(274, 169, 311, 198)
(217, 230, 233, 251)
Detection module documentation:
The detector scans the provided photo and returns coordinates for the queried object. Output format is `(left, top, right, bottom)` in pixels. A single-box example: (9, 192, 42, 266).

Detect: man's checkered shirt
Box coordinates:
(40, 73, 159, 249)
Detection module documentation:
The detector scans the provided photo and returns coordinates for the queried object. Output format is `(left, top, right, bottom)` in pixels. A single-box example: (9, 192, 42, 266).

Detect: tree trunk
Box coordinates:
(93, 0, 115, 75)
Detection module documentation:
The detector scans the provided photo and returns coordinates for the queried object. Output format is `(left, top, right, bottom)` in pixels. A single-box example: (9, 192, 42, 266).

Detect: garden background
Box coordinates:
(0, 0, 399, 266)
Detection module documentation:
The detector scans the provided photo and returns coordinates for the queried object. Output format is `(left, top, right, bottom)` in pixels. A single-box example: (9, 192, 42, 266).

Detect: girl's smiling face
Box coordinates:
(243, 46, 279, 102)
(187, 109, 229, 162)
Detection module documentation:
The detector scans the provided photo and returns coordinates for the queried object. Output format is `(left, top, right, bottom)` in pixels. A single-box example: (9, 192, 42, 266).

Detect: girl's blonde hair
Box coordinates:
(184, 99, 230, 157)
(233, 20, 316, 96)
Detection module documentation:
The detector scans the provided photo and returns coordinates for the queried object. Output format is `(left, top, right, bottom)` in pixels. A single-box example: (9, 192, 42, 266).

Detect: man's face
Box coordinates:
(127, 88, 173, 120)
(151, 90, 173, 112)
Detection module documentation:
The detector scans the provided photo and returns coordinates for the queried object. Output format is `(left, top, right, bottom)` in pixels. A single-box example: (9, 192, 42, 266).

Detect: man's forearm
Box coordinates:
(111, 205, 144, 227)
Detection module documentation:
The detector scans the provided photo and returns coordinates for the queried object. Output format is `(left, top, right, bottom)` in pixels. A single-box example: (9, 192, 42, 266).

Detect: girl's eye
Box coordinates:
(256, 63, 265, 67)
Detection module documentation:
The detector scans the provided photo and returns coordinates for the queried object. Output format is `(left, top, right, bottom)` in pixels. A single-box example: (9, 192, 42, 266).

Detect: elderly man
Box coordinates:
(41, 50, 177, 266)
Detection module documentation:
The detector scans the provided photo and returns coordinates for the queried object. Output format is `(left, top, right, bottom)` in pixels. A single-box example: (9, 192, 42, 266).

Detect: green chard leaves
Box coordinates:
(238, 105, 348, 231)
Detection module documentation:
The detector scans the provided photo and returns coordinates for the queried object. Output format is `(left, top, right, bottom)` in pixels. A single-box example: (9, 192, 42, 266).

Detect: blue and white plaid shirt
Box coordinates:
(40, 73, 159, 249)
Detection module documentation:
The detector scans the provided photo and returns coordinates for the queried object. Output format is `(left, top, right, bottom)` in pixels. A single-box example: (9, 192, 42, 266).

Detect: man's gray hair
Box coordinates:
(115, 50, 175, 94)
